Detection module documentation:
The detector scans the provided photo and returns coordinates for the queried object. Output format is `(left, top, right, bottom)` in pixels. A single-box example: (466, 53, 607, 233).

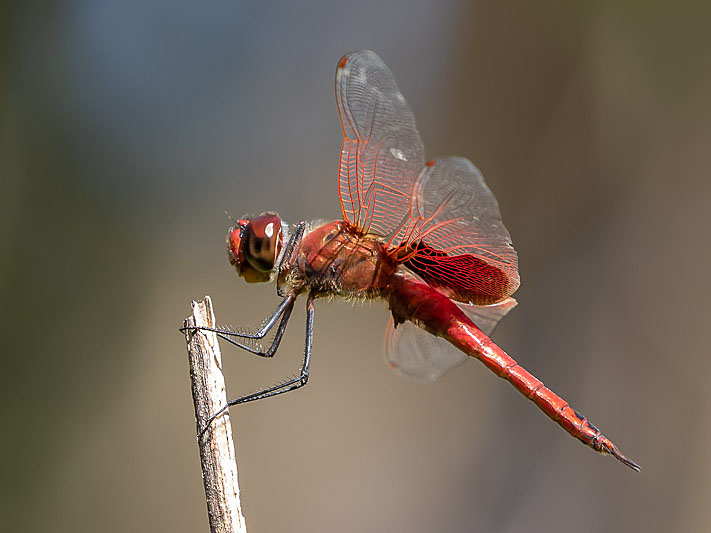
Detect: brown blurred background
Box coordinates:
(2, 1, 709, 532)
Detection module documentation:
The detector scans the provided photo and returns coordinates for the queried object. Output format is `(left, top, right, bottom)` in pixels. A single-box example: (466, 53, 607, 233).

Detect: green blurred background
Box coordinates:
(2, 1, 709, 532)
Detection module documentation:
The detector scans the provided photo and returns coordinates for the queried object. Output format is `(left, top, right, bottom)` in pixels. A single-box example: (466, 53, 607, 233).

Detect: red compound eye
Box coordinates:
(227, 214, 282, 283)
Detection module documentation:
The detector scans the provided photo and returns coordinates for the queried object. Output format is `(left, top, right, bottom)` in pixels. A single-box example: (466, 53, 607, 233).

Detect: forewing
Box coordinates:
(335, 53, 519, 304)
(336, 50, 425, 235)
(384, 298, 517, 381)
(396, 157, 520, 305)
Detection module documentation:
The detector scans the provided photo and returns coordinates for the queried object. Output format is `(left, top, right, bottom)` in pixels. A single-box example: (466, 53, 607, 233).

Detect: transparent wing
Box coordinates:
(384, 320, 467, 382)
(461, 297, 517, 335)
(336, 50, 425, 236)
(384, 298, 517, 381)
(335, 52, 519, 304)
(394, 157, 520, 305)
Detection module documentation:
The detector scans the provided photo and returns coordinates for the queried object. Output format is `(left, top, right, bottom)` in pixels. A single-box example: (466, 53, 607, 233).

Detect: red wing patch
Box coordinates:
(401, 242, 516, 305)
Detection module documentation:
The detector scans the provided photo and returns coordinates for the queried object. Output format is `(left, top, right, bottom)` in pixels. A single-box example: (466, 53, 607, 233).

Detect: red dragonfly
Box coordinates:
(193, 50, 639, 471)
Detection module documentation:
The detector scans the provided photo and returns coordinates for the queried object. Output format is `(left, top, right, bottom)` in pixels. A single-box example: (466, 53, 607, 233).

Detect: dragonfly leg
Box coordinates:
(277, 221, 306, 297)
(200, 293, 315, 436)
(216, 299, 295, 358)
(229, 293, 314, 405)
(181, 294, 295, 358)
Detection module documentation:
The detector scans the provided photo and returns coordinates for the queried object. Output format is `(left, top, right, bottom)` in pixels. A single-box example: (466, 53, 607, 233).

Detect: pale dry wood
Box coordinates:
(183, 296, 247, 533)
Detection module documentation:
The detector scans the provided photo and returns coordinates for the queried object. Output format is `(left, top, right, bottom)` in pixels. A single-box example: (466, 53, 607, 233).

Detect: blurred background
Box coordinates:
(2, 1, 709, 532)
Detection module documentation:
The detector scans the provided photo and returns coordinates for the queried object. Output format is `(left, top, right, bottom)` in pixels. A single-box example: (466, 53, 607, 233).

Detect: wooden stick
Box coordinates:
(183, 296, 247, 533)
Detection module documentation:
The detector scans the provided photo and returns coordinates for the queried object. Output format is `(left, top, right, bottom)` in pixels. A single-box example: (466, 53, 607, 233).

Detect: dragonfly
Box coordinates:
(189, 50, 639, 471)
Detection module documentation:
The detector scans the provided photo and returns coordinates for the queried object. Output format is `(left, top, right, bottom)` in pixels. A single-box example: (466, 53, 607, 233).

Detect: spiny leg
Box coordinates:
(180, 293, 293, 339)
(215, 297, 295, 358)
(200, 293, 315, 437)
(277, 221, 306, 297)
(181, 293, 296, 359)
(227, 293, 314, 405)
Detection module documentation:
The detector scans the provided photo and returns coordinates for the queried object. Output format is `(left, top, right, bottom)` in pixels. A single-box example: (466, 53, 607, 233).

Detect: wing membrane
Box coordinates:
(396, 157, 520, 304)
(384, 298, 517, 381)
(336, 50, 425, 235)
(334, 52, 519, 304)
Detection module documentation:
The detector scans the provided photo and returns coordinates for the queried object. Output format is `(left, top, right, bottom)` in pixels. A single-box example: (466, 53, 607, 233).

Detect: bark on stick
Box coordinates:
(183, 296, 247, 533)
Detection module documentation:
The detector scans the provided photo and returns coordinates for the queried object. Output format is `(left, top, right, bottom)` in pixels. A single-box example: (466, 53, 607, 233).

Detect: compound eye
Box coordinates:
(242, 214, 282, 272)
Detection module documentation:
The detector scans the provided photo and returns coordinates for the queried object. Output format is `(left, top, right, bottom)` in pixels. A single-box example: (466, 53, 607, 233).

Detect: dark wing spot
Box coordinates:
(401, 241, 512, 305)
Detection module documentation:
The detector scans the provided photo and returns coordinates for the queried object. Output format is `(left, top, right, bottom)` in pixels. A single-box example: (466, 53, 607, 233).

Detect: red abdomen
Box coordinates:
(384, 272, 639, 470)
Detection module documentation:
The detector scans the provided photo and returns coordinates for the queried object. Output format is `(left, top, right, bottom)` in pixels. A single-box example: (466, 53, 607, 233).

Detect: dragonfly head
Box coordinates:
(227, 212, 285, 283)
